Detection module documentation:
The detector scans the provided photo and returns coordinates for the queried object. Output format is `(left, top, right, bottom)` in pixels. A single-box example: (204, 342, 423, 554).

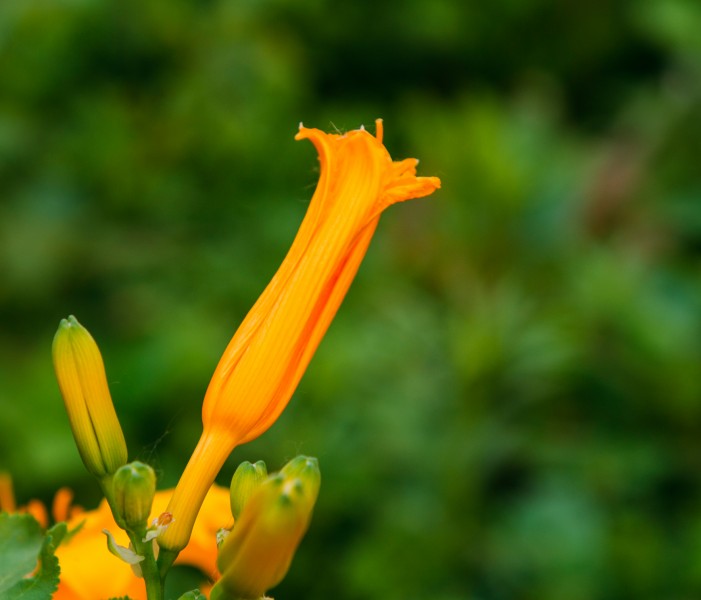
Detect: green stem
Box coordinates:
(129, 530, 163, 600)
(140, 546, 163, 600)
(99, 475, 128, 530)
(157, 547, 179, 578)
(99, 475, 164, 598)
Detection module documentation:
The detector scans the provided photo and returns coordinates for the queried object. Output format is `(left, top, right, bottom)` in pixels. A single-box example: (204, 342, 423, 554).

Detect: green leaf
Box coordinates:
(61, 518, 85, 545)
(0, 513, 44, 593)
(3, 521, 67, 600)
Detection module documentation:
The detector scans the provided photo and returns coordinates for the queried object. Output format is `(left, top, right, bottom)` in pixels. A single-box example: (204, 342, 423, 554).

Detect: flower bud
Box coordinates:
(52, 316, 127, 478)
(212, 462, 320, 600)
(229, 460, 267, 521)
(280, 456, 320, 507)
(112, 461, 156, 530)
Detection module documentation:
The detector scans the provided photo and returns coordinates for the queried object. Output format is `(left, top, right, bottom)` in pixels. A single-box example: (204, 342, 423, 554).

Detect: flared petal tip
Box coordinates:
(295, 120, 384, 144)
(294, 123, 318, 142)
(384, 176, 441, 206)
(427, 176, 442, 190)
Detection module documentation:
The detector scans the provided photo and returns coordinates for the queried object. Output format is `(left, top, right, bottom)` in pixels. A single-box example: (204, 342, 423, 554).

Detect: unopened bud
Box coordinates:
(229, 460, 267, 520)
(112, 461, 156, 530)
(280, 455, 320, 507)
(52, 316, 127, 478)
(212, 458, 320, 600)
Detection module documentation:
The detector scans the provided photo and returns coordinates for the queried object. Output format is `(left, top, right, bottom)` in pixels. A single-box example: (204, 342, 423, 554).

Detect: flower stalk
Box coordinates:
(47, 122, 440, 598)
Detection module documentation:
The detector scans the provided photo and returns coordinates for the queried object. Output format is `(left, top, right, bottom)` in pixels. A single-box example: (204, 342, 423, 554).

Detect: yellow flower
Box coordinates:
(159, 120, 441, 557)
(53, 485, 230, 600)
(0, 476, 230, 599)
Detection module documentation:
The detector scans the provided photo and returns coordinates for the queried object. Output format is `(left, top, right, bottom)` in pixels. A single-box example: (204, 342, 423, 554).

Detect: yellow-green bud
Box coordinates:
(52, 315, 128, 478)
(280, 455, 320, 506)
(229, 460, 267, 521)
(112, 461, 156, 530)
(212, 459, 320, 600)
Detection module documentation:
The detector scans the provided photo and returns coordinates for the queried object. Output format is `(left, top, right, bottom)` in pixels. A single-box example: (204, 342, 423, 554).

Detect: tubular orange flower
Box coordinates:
(158, 120, 441, 557)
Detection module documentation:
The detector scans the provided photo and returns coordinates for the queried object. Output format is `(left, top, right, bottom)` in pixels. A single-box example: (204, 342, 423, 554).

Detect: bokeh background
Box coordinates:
(2, 0, 701, 598)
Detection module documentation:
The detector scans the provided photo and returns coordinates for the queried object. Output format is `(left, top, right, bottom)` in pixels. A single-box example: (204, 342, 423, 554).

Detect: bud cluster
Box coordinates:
(52, 315, 320, 599)
(211, 456, 320, 600)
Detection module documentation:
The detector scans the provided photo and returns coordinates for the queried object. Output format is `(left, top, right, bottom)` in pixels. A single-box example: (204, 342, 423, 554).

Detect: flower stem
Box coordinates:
(100, 474, 164, 598)
(99, 475, 127, 530)
(141, 550, 163, 600)
(128, 530, 163, 600)
(157, 547, 179, 578)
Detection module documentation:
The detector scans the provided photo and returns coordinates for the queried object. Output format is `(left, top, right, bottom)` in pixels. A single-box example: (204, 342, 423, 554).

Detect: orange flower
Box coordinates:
(53, 485, 230, 600)
(159, 120, 441, 556)
(0, 475, 230, 599)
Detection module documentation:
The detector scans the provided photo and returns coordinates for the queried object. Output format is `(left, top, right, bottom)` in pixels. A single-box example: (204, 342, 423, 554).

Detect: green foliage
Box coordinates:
(0, 516, 66, 600)
(0, 514, 44, 594)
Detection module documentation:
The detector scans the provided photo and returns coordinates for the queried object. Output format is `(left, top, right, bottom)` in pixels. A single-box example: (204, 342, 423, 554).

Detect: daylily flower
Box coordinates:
(56, 485, 230, 599)
(0, 481, 230, 599)
(159, 120, 440, 557)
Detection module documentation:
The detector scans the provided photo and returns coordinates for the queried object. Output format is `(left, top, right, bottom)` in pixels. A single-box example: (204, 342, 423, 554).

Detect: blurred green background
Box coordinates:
(2, 0, 701, 598)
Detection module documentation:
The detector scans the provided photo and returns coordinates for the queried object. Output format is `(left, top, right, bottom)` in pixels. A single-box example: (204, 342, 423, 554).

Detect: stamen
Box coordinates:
(52, 487, 74, 523)
(375, 118, 384, 144)
(23, 499, 49, 528)
(0, 473, 15, 512)
(155, 512, 174, 527)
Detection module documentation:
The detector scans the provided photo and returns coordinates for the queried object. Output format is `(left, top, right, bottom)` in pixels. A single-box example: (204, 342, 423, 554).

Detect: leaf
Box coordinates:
(0, 513, 44, 593)
(61, 518, 85, 545)
(3, 521, 67, 600)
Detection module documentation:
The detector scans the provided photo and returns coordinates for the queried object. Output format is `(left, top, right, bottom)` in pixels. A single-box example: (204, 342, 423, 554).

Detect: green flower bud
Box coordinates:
(229, 460, 267, 521)
(112, 461, 156, 530)
(52, 316, 128, 478)
(280, 456, 320, 505)
(213, 462, 320, 600)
